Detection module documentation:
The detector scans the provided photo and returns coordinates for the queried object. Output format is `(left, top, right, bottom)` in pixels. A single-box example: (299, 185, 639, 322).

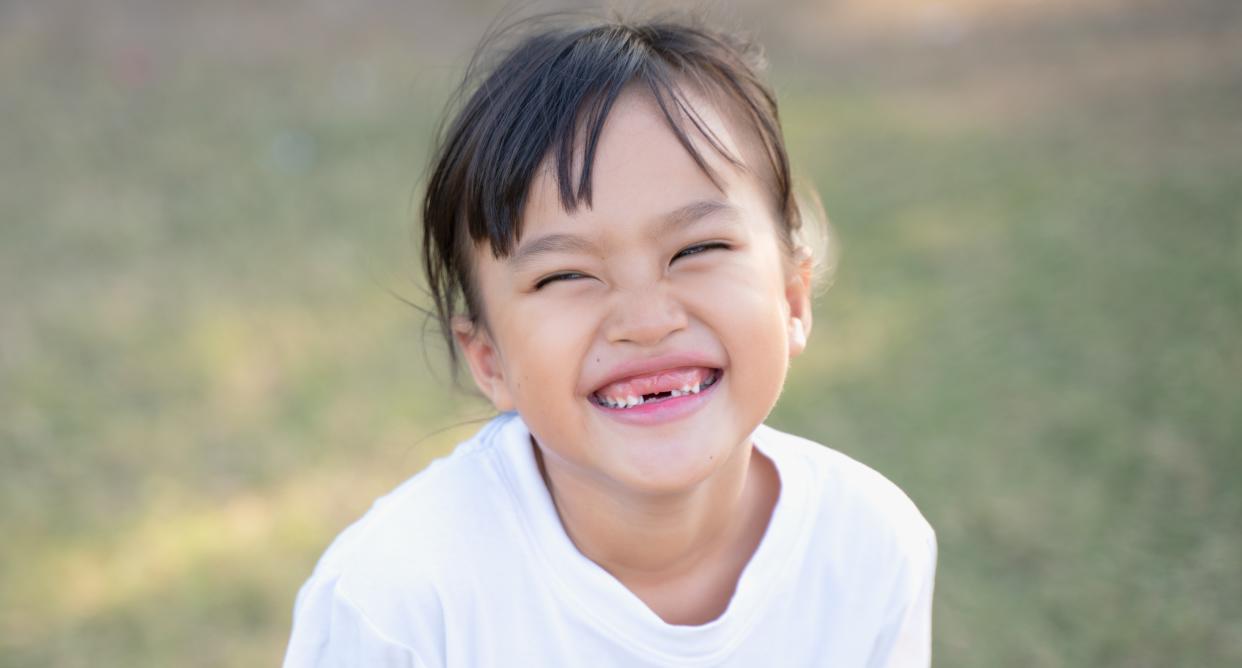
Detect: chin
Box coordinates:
(609, 433, 740, 496)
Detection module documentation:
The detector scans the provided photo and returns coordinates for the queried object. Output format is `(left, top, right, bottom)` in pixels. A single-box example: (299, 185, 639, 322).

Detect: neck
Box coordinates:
(532, 436, 779, 622)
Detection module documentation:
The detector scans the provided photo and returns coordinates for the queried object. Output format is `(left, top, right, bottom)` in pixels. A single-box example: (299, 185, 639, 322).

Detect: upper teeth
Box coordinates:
(598, 377, 711, 409)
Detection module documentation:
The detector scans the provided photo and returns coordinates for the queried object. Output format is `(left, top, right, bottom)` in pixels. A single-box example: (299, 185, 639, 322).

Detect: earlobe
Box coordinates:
(452, 316, 515, 411)
(785, 245, 815, 359)
(788, 317, 808, 356)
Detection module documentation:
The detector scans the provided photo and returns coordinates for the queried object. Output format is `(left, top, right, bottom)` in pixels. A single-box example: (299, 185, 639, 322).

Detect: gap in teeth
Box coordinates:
(596, 369, 719, 409)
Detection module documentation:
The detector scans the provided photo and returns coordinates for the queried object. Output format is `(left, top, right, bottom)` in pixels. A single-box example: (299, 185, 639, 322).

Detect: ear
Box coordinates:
(452, 316, 515, 411)
(785, 245, 814, 359)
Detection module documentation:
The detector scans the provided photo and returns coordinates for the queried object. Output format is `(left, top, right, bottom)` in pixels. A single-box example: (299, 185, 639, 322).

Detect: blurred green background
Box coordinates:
(2, 0, 1239, 665)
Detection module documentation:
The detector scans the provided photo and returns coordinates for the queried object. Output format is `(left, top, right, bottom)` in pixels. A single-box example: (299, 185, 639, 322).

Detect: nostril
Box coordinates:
(604, 295, 690, 346)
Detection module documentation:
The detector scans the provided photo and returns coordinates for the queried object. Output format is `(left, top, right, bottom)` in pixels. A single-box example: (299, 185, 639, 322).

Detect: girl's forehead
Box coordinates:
(519, 86, 768, 237)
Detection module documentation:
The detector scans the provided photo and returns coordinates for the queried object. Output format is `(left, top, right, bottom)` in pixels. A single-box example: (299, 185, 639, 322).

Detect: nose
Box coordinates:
(603, 284, 689, 347)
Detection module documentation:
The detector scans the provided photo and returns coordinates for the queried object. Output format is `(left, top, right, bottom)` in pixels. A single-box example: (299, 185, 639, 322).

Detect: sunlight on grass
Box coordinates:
(4, 428, 463, 659)
(795, 294, 910, 382)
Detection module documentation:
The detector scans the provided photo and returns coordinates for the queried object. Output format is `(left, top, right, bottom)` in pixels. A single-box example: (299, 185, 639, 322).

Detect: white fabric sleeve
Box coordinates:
(868, 526, 938, 668)
(283, 577, 429, 668)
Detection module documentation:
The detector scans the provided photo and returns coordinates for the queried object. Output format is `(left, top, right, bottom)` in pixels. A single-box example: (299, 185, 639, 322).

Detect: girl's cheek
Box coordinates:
(685, 266, 773, 309)
(526, 304, 599, 353)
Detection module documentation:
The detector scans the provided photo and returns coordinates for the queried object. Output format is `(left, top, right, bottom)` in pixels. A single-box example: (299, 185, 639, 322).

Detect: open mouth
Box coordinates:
(590, 367, 722, 410)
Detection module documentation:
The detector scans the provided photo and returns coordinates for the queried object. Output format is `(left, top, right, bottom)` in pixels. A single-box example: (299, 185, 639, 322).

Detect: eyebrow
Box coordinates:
(507, 199, 741, 269)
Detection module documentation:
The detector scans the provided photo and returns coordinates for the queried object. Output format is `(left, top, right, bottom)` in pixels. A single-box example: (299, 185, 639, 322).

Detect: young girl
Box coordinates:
(285, 14, 935, 667)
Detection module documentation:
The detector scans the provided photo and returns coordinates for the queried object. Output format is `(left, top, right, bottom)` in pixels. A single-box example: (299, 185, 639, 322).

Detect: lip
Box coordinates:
(585, 352, 724, 427)
(590, 368, 722, 426)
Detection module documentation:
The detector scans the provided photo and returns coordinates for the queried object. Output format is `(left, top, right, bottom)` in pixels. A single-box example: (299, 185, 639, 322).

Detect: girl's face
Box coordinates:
(456, 87, 812, 496)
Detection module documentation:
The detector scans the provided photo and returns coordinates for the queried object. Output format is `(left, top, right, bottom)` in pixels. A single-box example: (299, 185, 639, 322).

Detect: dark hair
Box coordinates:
(420, 12, 802, 369)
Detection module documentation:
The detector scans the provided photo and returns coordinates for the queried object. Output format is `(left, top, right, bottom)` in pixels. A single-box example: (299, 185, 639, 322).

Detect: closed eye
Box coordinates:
(534, 271, 590, 290)
(672, 242, 731, 263)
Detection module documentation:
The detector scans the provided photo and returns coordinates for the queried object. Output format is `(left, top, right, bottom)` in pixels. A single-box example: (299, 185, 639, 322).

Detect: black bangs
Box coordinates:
(421, 13, 795, 365)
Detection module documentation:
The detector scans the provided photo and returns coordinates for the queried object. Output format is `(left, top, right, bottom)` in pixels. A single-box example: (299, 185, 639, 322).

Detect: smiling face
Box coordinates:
(455, 86, 812, 496)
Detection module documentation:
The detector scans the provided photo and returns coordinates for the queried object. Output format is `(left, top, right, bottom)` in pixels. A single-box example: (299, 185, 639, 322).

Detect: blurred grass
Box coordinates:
(2, 1, 1240, 666)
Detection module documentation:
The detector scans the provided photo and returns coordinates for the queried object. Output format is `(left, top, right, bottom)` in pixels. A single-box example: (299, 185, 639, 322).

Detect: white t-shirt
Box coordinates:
(284, 413, 936, 667)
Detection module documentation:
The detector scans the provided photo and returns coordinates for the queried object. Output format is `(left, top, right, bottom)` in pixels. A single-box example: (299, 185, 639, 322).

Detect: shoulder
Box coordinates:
(756, 424, 937, 640)
(756, 423, 936, 568)
(285, 415, 523, 666)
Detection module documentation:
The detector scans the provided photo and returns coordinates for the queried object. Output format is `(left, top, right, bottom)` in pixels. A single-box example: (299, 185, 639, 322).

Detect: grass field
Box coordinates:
(2, 1, 1240, 666)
